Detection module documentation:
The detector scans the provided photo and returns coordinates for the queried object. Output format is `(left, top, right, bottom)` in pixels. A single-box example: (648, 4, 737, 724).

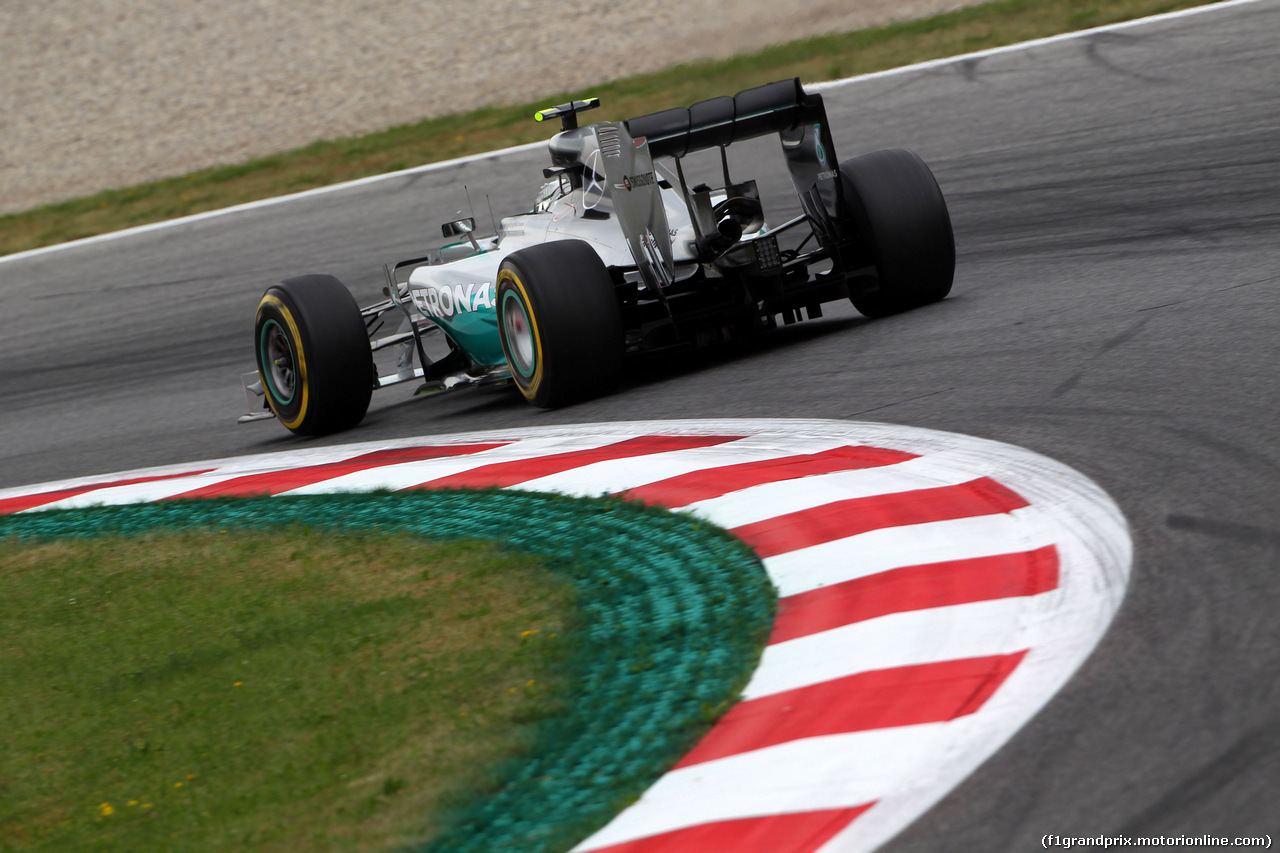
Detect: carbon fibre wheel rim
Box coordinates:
(260, 319, 296, 405)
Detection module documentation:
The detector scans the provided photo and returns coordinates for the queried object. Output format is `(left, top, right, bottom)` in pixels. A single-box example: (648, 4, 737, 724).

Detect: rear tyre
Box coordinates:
(254, 274, 373, 435)
(841, 148, 955, 318)
(496, 240, 623, 408)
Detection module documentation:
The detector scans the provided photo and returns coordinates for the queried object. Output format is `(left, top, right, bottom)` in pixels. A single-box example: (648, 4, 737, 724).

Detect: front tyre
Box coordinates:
(254, 274, 373, 435)
(841, 148, 955, 318)
(496, 240, 623, 408)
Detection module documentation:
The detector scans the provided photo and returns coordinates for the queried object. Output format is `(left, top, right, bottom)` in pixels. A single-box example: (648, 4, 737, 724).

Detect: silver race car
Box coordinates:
(242, 78, 954, 435)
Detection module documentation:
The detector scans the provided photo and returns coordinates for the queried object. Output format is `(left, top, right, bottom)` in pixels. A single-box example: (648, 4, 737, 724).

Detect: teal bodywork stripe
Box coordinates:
(438, 304, 506, 366)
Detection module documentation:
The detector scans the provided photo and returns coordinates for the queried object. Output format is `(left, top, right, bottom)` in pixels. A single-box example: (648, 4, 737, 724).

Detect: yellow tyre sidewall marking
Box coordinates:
(498, 268, 544, 400)
(257, 294, 309, 430)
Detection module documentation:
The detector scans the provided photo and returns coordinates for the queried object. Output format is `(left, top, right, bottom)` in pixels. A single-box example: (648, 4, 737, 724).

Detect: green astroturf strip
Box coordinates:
(0, 489, 776, 853)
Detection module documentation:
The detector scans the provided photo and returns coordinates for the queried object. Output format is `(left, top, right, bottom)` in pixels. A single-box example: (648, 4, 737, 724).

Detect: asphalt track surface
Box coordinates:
(1, 1, 1277, 847)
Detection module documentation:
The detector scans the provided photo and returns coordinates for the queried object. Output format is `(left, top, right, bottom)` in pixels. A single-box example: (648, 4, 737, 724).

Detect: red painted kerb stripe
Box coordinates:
(675, 652, 1029, 768)
(618, 445, 917, 508)
(167, 442, 510, 499)
(731, 477, 1030, 559)
(770, 546, 1061, 644)
(0, 470, 216, 515)
(411, 435, 743, 490)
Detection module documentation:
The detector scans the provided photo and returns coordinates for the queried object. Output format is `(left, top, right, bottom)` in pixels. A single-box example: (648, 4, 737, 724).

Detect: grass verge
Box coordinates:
(0, 529, 573, 852)
(0, 0, 1225, 258)
(0, 490, 777, 852)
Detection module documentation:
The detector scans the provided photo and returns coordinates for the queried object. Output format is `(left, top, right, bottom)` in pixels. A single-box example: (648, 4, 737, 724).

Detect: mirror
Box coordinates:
(441, 217, 476, 238)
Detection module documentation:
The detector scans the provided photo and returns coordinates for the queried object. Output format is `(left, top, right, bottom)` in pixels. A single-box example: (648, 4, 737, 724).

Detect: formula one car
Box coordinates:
(242, 77, 954, 435)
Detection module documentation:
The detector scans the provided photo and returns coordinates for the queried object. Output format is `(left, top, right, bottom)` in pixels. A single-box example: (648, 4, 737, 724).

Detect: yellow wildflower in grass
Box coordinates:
(127, 800, 138, 807)
(98, 803, 114, 816)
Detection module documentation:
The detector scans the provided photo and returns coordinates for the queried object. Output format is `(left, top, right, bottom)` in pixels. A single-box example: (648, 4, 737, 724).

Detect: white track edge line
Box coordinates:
(807, 0, 1262, 91)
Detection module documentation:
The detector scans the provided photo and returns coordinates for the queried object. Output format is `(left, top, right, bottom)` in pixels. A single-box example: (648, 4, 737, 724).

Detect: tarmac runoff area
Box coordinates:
(0, 418, 1132, 852)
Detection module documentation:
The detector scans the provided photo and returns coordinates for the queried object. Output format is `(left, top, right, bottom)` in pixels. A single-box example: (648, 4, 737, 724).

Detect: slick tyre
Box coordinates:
(496, 240, 623, 409)
(841, 148, 955, 318)
(254, 274, 373, 435)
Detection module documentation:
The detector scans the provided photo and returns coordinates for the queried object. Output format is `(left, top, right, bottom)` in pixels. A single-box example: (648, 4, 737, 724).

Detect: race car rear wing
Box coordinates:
(624, 78, 844, 247)
(625, 78, 822, 157)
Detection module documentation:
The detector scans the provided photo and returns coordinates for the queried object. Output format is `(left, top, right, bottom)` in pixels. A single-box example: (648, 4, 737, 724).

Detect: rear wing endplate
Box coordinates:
(592, 122, 674, 294)
(625, 78, 844, 247)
